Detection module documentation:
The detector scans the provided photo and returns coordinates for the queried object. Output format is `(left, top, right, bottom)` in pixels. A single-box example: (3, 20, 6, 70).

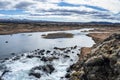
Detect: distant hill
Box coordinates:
(0, 19, 120, 25)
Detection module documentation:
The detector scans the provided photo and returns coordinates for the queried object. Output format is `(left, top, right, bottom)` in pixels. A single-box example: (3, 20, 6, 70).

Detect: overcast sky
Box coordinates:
(0, 0, 120, 22)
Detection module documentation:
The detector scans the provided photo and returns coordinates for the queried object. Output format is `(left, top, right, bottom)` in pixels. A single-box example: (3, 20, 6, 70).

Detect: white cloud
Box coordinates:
(63, 0, 120, 13)
(0, 0, 120, 22)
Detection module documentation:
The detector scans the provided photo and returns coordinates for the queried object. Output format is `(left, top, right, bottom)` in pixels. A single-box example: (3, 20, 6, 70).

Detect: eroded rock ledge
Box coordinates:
(69, 33, 120, 80)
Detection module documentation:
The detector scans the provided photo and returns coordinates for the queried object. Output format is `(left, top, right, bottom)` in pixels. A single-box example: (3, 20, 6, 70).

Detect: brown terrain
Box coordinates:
(0, 22, 120, 35)
(81, 27, 120, 58)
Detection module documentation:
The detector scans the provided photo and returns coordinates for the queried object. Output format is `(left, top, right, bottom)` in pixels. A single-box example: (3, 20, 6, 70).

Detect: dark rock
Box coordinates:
(65, 73, 70, 78)
(70, 59, 73, 61)
(26, 55, 34, 58)
(0, 70, 10, 78)
(41, 57, 48, 62)
(34, 50, 37, 52)
(40, 49, 45, 53)
(46, 50, 51, 53)
(29, 72, 41, 78)
(64, 55, 70, 58)
(5, 41, 8, 43)
(47, 57, 59, 61)
(21, 54, 24, 56)
(42, 64, 55, 74)
(29, 66, 42, 78)
(41, 53, 44, 55)
(73, 45, 77, 49)
(4, 58, 9, 60)
(64, 50, 71, 53)
(12, 56, 20, 61)
(85, 56, 110, 66)
(36, 56, 41, 58)
(54, 47, 66, 51)
(54, 47, 58, 49)
(11, 53, 15, 55)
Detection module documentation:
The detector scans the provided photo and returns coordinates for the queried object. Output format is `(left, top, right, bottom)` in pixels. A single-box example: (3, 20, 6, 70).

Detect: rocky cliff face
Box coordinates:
(69, 33, 120, 80)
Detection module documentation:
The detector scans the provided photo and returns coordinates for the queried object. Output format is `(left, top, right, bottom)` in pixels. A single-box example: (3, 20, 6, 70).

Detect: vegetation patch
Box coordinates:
(42, 32, 74, 39)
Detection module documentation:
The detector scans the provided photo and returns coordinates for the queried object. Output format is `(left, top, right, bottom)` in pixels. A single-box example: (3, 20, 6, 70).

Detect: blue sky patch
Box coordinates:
(0, 9, 25, 15)
(58, 2, 80, 7)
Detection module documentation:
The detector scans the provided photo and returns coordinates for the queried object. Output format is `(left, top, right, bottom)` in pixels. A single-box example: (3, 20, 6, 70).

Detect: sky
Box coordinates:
(0, 0, 120, 22)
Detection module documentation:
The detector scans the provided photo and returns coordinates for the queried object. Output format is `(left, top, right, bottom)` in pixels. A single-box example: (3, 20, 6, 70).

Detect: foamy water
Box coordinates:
(0, 28, 95, 80)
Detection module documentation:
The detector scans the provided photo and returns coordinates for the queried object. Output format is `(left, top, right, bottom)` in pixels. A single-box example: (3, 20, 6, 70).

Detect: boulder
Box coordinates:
(42, 64, 55, 74)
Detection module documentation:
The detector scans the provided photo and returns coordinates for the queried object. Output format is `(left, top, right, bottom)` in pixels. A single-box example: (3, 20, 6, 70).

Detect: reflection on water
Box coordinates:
(0, 28, 95, 58)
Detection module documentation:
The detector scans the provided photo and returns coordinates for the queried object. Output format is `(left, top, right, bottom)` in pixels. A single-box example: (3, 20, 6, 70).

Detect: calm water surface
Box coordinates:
(0, 28, 95, 58)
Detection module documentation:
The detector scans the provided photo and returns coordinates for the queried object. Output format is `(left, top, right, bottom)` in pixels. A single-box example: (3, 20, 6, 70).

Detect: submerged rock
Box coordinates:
(29, 71, 41, 78)
(29, 64, 55, 78)
(5, 41, 8, 43)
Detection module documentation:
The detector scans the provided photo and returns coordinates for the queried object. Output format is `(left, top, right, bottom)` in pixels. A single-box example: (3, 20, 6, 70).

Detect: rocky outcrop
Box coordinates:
(29, 64, 55, 78)
(70, 33, 120, 80)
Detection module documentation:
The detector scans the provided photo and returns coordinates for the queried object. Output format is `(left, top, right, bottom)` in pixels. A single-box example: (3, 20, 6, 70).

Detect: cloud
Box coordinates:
(63, 0, 120, 13)
(14, 1, 35, 9)
(0, 1, 11, 9)
(0, 0, 120, 22)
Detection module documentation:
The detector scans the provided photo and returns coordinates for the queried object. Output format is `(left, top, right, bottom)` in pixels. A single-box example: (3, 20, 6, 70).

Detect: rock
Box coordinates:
(5, 41, 8, 43)
(4, 58, 9, 60)
(11, 53, 15, 55)
(29, 64, 55, 76)
(29, 72, 41, 78)
(40, 49, 45, 53)
(73, 45, 77, 49)
(29, 66, 42, 78)
(64, 55, 70, 58)
(69, 33, 120, 80)
(0, 70, 10, 78)
(64, 50, 71, 53)
(26, 55, 34, 58)
(42, 64, 55, 74)
(41, 57, 48, 62)
(85, 55, 109, 66)
(46, 50, 51, 53)
(54, 47, 66, 50)
(21, 54, 24, 56)
(65, 73, 70, 78)
(48, 57, 59, 61)
(12, 56, 20, 61)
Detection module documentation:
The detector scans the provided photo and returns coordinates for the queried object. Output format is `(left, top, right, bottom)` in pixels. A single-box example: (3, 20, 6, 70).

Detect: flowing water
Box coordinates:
(0, 28, 95, 80)
(0, 28, 94, 59)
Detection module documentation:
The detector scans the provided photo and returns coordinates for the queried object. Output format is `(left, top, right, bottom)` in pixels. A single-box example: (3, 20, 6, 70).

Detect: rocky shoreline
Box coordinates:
(68, 33, 120, 80)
